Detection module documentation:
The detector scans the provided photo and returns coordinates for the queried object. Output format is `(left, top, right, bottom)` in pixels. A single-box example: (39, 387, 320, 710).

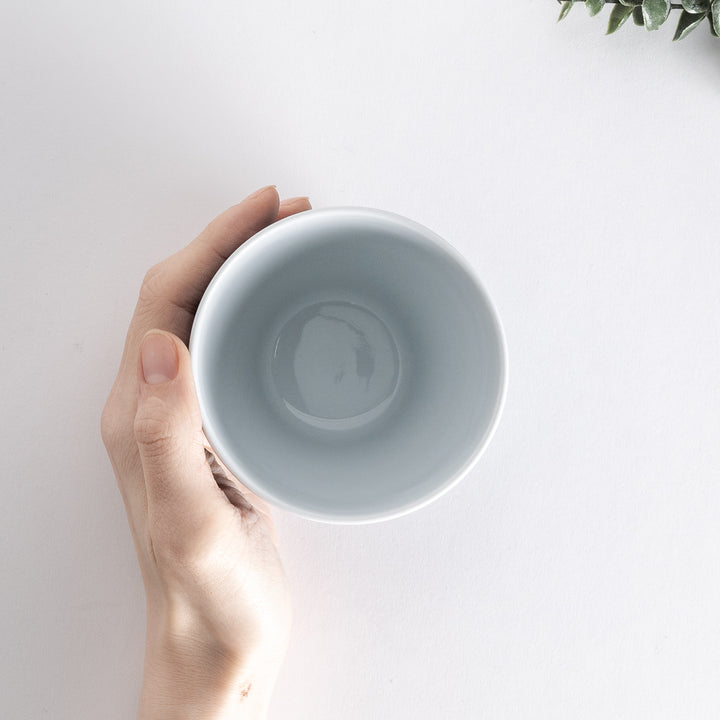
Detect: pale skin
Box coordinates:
(100, 186, 312, 719)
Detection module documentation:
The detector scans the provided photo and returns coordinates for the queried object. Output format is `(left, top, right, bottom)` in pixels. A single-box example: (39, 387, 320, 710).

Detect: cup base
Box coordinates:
(269, 300, 401, 432)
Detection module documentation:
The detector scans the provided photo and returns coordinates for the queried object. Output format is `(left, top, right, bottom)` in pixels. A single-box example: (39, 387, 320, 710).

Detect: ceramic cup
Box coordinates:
(190, 207, 507, 524)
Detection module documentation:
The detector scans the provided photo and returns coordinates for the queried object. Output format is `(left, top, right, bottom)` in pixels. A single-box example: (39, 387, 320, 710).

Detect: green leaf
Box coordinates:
(642, 0, 671, 29)
(681, 0, 710, 13)
(607, 3, 635, 32)
(558, 0, 574, 21)
(633, 6, 645, 23)
(619, 0, 641, 5)
(712, 0, 720, 34)
(587, 0, 606, 16)
(673, 8, 708, 38)
(710, 12, 719, 33)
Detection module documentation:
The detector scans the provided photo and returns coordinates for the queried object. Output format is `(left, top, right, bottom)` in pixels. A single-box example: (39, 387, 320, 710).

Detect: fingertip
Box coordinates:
(214, 184, 280, 223)
(277, 196, 312, 221)
(280, 195, 311, 209)
(248, 184, 277, 199)
(198, 187, 281, 253)
(246, 184, 280, 215)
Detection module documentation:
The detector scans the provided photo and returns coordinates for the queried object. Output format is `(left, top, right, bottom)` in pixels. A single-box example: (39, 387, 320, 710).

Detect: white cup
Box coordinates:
(190, 207, 507, 523)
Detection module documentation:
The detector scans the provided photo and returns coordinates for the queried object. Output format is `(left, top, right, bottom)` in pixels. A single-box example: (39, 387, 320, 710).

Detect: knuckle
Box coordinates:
(138, 262, 168, 304)
(100, 400, 120, 449)
(101, 392, 140, 476)
(133, 399, 174, 455)
(101, 393, 130, 453)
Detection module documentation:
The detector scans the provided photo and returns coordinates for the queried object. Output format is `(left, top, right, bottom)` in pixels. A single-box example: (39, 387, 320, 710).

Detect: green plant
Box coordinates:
(557, 0, 720, 39)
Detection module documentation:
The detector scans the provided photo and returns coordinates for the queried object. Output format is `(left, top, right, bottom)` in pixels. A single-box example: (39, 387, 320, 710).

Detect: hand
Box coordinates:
(101, 186, 311, 719)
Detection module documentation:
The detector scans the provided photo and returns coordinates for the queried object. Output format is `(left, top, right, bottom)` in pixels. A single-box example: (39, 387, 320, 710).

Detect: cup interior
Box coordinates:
(191, 209, 506, 522)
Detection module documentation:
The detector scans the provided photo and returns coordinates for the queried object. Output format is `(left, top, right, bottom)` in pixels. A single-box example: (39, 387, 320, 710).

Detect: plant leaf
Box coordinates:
(710, 12, 719, 33)
(642, 0, 671, 29)
(607, 3, 635, 32)
(633, 6, 645, 23)
(712, 0, 720, 33)
(681, 0, 710, 13)
(587, 0, 606, 16)
(673, 8, 708, 38)
(619, 0, 641, 5)
(558, 0, 574, 21)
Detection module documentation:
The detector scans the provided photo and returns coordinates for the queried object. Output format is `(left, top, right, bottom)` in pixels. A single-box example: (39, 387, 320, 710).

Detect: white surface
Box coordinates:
(2, 2, 719, 718)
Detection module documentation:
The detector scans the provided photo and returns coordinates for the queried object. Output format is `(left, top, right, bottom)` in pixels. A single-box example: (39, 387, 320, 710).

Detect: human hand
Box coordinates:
(101, 186, 311, 719)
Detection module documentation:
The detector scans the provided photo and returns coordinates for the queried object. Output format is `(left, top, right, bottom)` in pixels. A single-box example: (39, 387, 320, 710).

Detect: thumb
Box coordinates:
(134, 330, 218, 539)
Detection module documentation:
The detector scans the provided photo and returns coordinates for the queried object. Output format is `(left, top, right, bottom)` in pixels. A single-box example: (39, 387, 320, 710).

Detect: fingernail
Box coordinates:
(249, 185, 277, 199)
(141, 332, 178, 385)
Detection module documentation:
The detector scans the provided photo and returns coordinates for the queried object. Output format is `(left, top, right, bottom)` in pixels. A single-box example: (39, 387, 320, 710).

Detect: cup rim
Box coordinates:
(190, 206, 508, 524)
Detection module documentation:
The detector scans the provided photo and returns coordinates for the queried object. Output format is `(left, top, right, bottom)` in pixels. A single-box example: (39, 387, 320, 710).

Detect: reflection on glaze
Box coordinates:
(271, 302, 400, 430)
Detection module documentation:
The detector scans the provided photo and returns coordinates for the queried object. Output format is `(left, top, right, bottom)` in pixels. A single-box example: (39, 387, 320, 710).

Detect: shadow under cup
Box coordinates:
(190, 208, 506, 523)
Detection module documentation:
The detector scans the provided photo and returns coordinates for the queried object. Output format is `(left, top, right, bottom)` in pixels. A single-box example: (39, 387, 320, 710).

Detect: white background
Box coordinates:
(2, 1, 720, 718)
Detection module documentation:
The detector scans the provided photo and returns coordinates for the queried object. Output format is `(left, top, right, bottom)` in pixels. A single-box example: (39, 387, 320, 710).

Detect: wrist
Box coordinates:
(138, 626, 283, 720)
(138, 647, 276, 720)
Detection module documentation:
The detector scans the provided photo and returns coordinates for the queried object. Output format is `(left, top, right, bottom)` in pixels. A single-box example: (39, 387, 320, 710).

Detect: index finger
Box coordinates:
(172, 191, 311, 312)
(114, 187, 311, 395)
(159, 185, 282, 317)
